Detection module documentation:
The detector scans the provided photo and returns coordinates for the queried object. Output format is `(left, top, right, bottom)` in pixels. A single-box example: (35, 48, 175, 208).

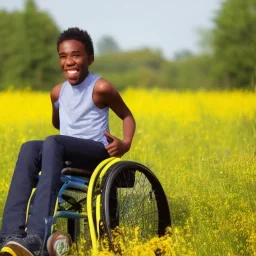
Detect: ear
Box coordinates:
(88, 55, 94, 66)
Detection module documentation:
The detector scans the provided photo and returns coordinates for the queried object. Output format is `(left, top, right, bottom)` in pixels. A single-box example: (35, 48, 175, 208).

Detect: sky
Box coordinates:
(0, 0, 223, 59)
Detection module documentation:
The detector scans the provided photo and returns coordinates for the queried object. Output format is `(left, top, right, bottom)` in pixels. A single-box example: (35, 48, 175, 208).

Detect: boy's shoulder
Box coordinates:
(50, 83, 63, 102)
(94, 78, 117, 95)
(93, 78, 121, 108)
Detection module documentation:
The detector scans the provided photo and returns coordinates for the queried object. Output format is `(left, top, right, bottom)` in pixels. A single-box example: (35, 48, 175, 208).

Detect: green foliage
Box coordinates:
(0, 0, 60, 90)
(22, 0, 61, 89)
(164, 55, 216, 90)
(90, 49, 215, 91)
(93, 49, 165, 73)
(173, 49, 194, 61)
(3, 0, 256, 91)
(0, 10, 26, 89)
(0, 0, 216, 92)
(91, 49, 171, 90)
(213, 0, 256, 89)
(96, 36, 120, 54)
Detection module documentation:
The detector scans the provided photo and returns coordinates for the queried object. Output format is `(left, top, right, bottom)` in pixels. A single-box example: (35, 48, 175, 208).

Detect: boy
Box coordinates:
(0, 27, 136, 256)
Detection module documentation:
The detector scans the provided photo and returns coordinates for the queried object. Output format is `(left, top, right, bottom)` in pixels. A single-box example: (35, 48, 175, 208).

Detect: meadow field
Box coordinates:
(0, 89, 256, 255)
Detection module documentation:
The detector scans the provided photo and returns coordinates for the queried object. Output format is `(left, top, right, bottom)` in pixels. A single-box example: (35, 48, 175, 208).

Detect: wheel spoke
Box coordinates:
(101, 161, 171, 246)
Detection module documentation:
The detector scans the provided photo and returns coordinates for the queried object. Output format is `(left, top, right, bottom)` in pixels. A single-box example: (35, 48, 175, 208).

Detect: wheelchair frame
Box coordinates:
(27, 156, 171, 255)
(55, 157, 121, 250)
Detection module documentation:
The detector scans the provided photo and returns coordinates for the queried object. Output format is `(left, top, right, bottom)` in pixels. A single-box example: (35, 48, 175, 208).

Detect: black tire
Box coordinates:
(100, 161, 171, 247)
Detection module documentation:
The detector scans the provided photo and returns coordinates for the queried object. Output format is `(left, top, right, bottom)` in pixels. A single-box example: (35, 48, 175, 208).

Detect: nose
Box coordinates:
(66, 56, 75, 65)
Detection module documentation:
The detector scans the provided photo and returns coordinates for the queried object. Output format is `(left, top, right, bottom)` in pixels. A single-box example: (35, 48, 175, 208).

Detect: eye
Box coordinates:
(59, 55, 66, 59)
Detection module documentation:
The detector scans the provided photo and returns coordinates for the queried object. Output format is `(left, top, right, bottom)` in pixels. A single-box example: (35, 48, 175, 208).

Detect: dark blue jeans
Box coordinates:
(0, 135, 109, 238)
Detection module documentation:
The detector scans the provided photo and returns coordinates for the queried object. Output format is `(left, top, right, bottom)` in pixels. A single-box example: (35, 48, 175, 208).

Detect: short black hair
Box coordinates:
(57, 27, 94, 56)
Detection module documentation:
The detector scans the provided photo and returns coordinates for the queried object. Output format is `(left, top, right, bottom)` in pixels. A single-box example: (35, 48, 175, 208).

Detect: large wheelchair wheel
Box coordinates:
(100, 161, 171, 247)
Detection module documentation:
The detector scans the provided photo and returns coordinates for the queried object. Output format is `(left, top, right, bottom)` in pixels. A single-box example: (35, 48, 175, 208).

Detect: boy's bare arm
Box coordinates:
(50, 84, 62, 129)
(94, 79, 136, 157)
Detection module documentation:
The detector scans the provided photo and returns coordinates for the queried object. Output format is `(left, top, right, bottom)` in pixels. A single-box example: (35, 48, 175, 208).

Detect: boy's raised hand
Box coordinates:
(104, 130, 130, 157)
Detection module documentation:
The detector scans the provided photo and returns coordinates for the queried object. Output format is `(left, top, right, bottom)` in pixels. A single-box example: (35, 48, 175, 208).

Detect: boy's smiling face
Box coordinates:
(58, 39, 94, 85)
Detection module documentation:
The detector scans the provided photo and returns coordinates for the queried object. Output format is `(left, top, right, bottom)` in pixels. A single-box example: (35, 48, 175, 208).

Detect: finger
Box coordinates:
(107, 148, 116, 154)
(104, 130, 115, 143)
(104, 130, 111, 137)
(108, 148, 123, 157)
(104, 130, 115, 139)
(107, 148, 118, 156)
(105, 143, 116, 150)
(105, 145, 112, 151)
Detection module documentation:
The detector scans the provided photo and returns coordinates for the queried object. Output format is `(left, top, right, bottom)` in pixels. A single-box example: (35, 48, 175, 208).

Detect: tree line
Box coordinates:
(0, 0, 255, 91)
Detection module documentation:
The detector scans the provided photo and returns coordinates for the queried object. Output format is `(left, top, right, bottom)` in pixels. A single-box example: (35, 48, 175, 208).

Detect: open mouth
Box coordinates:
(66, 69, 78, 74)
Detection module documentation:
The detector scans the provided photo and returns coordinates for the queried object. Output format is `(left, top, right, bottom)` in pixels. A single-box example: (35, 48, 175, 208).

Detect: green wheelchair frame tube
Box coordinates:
(86, 157, 121, 250)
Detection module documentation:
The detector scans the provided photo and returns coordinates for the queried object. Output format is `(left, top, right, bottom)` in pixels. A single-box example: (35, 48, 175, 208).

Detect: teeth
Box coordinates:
(67, 70, 77, 74)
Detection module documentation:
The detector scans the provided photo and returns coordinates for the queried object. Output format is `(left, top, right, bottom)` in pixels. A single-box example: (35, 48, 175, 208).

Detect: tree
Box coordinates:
(0, 10, 26, 89)
(196, 28, 214, 55)
(212, 0, 256, 89)
(173, 49, 194, 61)
(22, 0, 60, 89)
(0, 0, 60, 90)
(96, 36, 120, 55)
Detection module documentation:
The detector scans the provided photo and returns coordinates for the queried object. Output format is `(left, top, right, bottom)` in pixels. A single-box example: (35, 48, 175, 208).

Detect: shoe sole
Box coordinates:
(47, 232, 72, 256)
(1, 243, 33, 256)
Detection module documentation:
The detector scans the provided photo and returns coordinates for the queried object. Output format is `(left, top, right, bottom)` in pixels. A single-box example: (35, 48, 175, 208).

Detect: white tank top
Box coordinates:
(54, 73, 109, 146)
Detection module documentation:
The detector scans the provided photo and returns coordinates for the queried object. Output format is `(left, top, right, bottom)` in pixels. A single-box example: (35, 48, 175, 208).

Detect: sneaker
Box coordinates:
(47, 231, 72, 256)
(1, 233, 43, 256)
(0, 234, 25, 249)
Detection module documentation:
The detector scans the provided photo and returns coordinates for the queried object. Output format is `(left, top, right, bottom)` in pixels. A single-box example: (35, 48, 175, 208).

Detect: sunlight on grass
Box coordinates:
(0, 89, 256, 255)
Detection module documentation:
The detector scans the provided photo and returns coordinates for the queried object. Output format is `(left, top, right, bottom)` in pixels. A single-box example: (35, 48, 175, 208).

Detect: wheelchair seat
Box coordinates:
(61, 167, 92, 177)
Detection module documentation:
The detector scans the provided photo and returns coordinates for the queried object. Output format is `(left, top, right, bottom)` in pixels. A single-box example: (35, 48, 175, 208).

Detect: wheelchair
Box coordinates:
(27, 157, 171, 255)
